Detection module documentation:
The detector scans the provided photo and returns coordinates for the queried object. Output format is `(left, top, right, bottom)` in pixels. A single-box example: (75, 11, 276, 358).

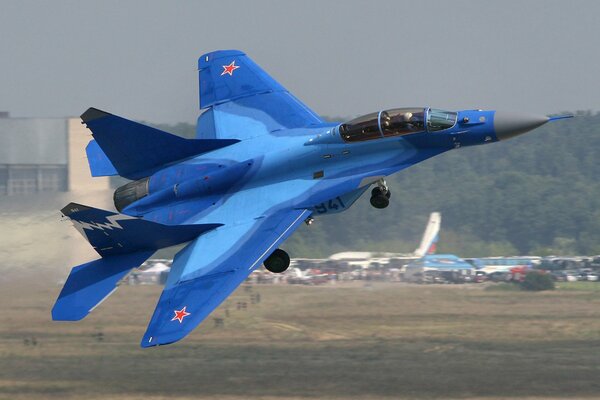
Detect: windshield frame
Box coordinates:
(425, 107, 458, 132)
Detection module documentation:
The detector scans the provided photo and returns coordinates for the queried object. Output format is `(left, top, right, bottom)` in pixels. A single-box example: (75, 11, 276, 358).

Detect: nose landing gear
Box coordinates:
(264, 248, 290, 273)
(370, 179, 391, 209)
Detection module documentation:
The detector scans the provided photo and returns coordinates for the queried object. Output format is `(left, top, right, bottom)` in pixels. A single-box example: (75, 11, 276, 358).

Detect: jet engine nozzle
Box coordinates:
(493, 111, 549, 141)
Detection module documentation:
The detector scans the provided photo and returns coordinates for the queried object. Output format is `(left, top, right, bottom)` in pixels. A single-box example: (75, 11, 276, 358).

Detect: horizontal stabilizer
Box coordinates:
(61, 203, 222, 257)
(81, 108, 239, 179)
(52, 251, 153, 321)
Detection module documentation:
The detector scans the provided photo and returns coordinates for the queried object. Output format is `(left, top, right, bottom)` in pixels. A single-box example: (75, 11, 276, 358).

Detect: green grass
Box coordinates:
(2, 278, 600, 399)
(556, 281, 600, 292)
(484, 282, 521, 291)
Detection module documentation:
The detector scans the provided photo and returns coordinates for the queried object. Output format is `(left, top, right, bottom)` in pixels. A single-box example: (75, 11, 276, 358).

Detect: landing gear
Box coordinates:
(264, 249, 290, 273)
(370, 179, 391, 209)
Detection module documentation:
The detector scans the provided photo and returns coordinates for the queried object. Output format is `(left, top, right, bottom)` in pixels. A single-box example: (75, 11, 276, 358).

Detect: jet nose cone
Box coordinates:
(494, 111, 549, 140)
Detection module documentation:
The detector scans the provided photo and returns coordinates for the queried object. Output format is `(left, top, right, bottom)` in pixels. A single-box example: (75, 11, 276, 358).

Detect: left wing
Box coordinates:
(141, 208, 311, 347)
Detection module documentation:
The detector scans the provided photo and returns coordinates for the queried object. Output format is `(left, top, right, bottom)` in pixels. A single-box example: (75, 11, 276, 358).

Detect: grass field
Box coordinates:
(2, 276, 600, 400)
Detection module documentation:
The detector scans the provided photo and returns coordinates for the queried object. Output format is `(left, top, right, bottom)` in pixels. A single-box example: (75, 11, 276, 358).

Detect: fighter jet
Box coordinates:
(52, 50, 572, 347)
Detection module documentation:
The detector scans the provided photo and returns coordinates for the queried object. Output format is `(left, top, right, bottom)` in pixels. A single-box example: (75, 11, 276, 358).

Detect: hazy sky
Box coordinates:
(0, 0, 598, 124)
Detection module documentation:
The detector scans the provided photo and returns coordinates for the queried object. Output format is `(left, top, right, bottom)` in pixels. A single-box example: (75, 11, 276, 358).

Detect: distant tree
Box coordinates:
(520, 271, 555, 291)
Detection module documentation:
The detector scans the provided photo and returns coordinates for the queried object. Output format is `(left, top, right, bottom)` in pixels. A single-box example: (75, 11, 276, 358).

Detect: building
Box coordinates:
(0, 112, 113, 273)
(0, 112, 110, 195)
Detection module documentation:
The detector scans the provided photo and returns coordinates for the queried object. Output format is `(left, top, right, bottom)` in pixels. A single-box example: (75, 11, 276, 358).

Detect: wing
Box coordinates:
(81, 108, 239, 179)
(141, 208, 311, 347)
(196, 50, 324, 140)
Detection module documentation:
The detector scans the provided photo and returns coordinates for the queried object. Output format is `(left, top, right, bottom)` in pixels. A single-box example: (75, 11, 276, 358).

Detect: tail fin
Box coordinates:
(414, 212, 441, 257)
(196, 50, 323, 140)
(81, 108, 239, 179)
(61, 202, 221, 257)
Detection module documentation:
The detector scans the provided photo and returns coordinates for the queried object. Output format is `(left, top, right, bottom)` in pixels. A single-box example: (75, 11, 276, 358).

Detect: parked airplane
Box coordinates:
(327, 211, 442, 267)
(52, 50, 572, 347)
(404, 254, 475, 284)
(414, 212, 441, 257)
(287, 267, 330, 285)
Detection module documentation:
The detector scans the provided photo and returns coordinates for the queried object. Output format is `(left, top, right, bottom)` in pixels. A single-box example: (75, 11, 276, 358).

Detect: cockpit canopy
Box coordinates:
(339, 107, 457, 143)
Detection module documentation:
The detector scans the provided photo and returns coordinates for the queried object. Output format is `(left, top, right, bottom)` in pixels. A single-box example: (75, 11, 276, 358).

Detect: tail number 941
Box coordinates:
(313, 197, 346, 214)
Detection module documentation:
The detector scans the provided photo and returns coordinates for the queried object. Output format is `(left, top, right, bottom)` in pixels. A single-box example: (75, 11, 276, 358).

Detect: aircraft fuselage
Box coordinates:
(119, 107, 552, 227)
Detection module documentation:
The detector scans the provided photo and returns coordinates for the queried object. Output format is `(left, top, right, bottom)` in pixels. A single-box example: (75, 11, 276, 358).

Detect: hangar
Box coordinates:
(0, 112, 110, 195)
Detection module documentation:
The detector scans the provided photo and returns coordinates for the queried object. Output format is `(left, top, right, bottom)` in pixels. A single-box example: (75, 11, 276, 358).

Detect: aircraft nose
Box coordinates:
(493, 111, 549, 140)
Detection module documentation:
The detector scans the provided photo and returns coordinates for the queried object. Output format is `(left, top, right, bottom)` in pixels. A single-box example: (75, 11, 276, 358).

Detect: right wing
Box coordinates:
(141, 208, 311, 347)
(196, 50, 324, 140)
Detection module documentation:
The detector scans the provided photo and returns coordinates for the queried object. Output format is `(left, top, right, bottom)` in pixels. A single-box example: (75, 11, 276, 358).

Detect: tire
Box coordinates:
(264, 249, 290, 273)
(370, 195, 389, 209)
(371, 187, 391, 199)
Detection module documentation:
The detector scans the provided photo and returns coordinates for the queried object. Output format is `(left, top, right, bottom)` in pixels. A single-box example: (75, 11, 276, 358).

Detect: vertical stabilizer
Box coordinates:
(414, 212, 441, 257)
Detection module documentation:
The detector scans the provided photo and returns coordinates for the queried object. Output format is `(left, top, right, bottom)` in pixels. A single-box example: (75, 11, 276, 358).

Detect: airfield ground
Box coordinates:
(1, 275, 600, 400)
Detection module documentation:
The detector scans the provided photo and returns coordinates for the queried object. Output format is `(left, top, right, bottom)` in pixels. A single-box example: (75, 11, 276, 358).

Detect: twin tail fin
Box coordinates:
(82, 108, 239, 180)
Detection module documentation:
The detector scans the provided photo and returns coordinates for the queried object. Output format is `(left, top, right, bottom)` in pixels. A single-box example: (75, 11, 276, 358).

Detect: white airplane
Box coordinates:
(321, 212, 442, 268)
(414, 212, 441, 257)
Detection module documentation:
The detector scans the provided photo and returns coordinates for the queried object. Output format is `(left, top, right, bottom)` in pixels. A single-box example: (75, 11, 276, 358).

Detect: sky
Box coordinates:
(0, 0, 598, 124)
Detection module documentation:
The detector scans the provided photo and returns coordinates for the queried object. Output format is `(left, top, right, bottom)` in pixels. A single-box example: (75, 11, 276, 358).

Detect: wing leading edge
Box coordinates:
(141, 208, 311, 347)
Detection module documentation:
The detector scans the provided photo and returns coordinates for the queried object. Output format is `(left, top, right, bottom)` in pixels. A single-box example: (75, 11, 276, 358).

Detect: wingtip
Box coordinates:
(60, 202, 90, 217)
(140, 337, 156, 348)
(51, 306, 88, 321)
(81, 107, 110, 123)
(52, 293, 91, 321)
(140, 334, 178, 348)
(198, 50, 246, 69)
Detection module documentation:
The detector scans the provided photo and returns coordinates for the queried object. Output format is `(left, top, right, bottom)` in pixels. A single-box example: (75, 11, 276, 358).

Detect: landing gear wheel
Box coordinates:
(371, 187, 391, 199)
(370, 194, 390, 209)
(371, 185, 391, 209)
(264, 249, 290, 273)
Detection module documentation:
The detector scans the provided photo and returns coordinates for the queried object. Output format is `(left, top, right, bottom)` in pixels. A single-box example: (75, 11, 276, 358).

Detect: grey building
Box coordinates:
(0, 113, 109, 195)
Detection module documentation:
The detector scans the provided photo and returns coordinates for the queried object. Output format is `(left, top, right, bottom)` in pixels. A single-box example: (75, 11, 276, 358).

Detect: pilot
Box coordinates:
(380, 111, 391, 129)
(385, 112, 412, 135)
(402, 112, 424, 131)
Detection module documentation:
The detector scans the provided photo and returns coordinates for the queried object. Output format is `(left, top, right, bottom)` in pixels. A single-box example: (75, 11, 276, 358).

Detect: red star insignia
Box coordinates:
(221, 61, 240, 76)
(171, 306, 191, 323)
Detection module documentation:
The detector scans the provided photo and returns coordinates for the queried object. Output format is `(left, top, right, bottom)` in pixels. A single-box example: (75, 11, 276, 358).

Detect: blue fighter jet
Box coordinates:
(52, 50, 572, 347)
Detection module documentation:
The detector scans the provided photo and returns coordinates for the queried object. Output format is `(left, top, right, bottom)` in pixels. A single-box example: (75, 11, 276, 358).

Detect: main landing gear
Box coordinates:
(370, 179, 391, 209)
(264, 248, 290, 273)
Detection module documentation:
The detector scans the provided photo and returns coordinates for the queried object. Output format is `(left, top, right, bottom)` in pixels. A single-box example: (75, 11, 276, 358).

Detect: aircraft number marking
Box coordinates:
(314, 197, 346, 214)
